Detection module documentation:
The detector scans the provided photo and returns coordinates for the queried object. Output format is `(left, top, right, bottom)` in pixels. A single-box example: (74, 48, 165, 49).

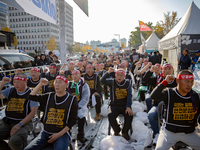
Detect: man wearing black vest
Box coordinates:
(101, 68, 133, 141)
(104, 59, 113, 99)
(82, 64, 101, 121)
(25, 74, 78, 150)
(67, 70, 90, 143)
(0, 74, 39, 150)
(27, 67, 50, 94)
(40, 63, 59, 91)
(62, 62, 75, 82)
(151, 70, 200, 150)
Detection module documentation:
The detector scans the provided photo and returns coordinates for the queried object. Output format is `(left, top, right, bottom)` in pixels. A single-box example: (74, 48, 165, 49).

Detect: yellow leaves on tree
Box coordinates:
(2, 26, 18, 46)
(73, 42, 83, 53)
(121, 42, 126, 48)
(45, 36, 57, 51)
(82, 44, 92, 54)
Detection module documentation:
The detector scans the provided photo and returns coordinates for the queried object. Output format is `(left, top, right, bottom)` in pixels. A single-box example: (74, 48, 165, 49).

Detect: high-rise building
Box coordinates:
(8, 0, 73, 51)
(90, 40, 101, 49)
(121, 38, 127, 47)
(0, 1, 8, 28)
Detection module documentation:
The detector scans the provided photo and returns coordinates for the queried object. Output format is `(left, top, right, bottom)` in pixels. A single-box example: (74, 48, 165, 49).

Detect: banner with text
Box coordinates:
(2, 0, 57, 24)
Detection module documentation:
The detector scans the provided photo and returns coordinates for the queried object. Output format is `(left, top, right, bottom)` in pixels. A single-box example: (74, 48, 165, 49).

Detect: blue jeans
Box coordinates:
(24, 131, 70, 150)
(148, 106, 159, 135)
(145, 97, 152, 112)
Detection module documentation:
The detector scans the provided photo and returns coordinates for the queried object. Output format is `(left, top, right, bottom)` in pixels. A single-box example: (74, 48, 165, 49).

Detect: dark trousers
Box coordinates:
(95, 95, 101, 113)
(108, 105, 133, 134)
(78, 117, 85, 133)
(104, 85, 108, 96)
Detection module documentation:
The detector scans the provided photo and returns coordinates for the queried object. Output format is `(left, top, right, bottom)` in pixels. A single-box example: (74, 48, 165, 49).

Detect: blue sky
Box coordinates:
(66, 0, 200, 45)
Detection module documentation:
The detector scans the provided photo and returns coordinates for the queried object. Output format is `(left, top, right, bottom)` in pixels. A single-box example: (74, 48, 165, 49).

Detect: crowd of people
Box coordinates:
(0, 48, 200, 150)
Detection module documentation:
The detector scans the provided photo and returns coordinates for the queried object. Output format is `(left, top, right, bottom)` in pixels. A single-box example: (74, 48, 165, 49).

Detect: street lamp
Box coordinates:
(114, 34, 120, 51)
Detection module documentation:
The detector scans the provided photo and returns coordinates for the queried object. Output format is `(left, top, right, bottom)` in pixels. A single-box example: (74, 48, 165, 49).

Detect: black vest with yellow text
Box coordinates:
(27, 77, 44, 94)
(65, 70, 73, 81)
(68, 81, 85, 102)
(104, 64, 113, 71)
(5, 87, 31, 121)
(43, 92, 76, 134)
(165, 88, 200, 133)
(44, 71, 59, 91)
(83, 73, 97, 96)
(111, 79, 130, 106)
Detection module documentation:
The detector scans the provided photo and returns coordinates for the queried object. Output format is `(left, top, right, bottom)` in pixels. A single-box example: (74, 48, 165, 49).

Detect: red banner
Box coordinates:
(139, 20, 152, 31)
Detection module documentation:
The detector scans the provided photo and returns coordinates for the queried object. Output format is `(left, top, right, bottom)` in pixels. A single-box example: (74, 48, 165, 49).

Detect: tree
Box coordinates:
(153, 22, 165, 39)
(2, 26, 18, 47)
(45, 36, 57, 51)
(67, 44, 73, 55)
(121, 42, 126, 48)
(82, 44, 92, 54)
(160, 11, 180, 35)
(73, 42, 83, 53)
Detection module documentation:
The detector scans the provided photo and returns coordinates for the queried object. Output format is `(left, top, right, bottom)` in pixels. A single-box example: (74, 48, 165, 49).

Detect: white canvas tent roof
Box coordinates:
(145, 32, 160, 50)
(160, 2, 200, 42)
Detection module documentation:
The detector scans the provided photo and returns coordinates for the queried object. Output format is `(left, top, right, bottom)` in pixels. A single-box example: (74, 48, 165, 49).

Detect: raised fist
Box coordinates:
(15, 68, 23, 74)
(43, 68, 48, 73)
(40, 78, 49, 86)
(108, 67, 115, 74)
(2, 77, 11, 84)
(165, 75, 175, 83)
(59, 70, 64, 75)
(150, 65, 156, 72)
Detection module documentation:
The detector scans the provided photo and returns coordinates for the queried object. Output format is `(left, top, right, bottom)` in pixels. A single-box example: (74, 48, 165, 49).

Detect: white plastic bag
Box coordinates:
(132, 101, 147, 111)
(132, 105, 143, 115)
(0, 108, 5, 120)
(131, 120, 152, 147)
(100, 136, 128, 150)
(134, 112, 149, 124)
(101, 104, 109, 117)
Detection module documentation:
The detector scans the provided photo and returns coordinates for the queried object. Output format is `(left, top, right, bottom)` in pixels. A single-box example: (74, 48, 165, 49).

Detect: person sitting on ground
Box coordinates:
(77, 61, 85, 75)
(37, 53, 48, 66)
(143, 63, 177, 145)
(151, 70, 200, 150)
(0, 74, 39, 150)
(40, 63, 59, 91)
(82, 64, 102, 121)
(61, 61, 75, 82)
(100, 68, 133, 141)
(53, 55, 60, 64)
(67, 70, 90, 143)
(46, 51, 54, 65)
(25, 75, 78, 150)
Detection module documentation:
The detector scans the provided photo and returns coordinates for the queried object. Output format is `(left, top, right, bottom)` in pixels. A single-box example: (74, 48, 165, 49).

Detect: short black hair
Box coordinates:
(179, 69, 193, 75)
(49, 51, 53, 55)
(132, 48, 136, 52)
(50, 63, 56, 67)
(184, 48, 188, 53)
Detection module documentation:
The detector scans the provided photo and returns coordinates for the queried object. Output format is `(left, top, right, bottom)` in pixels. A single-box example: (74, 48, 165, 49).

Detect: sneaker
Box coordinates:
(153, 133, 159, 145)
(122, 133, 130, 141)
(96, 113, 101, 121)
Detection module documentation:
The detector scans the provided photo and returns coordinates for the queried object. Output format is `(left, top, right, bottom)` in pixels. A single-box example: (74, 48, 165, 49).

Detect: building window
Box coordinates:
(26, 35, 28, 38)
(40, 23, 42, 26)
(44, 29, 46, 32)
(22, 18, 23, 21)
(16, 30, 18, 33)
(44, 23, 46, 26)
(22, 30, 24, 33)
(38, 29, 40, 32)
(29, 41, 31, 44)
(28, 29, 30, 33)
(32, 35, 34, 38)
(37, 23, 39, 26)
(13, 19, 15, 22)
(31, 17, 33, 21)
(41, 29, 43, 32)
(35, 29, 37, 32)
(29, 35, 31, 38)
(47, 28, 49, 32)
(32, 41, 34, 44)
(23, 36, 25, 39)
(35, 41, 37, 44)
(25, 24, 27, 27)
(16, 24, 18, 27)
(28, 24, 30, 27)
(31, 23, 33, 26)
(12, 13, 14, 16)
(21, 12, 23, 15)
(38, 35, 40, 38)
(19, 30, 21, 33)
(18, 12, 20, 15)
(10, 25, 12, 28)
(47, 22, 49, 26)
(20, 36, 22, 39)
(15, 13, 17, 16)
(28, 18, 30, 21)
(32, 29, 34, 32)
(22, 24, 24, 27)
(10, 19, 12, 22)
(24, 18, 26, 21)
(38, 41, 40, 44)
(19, 18, 21, 21)
(19, 24, 21, 27)
(9, 7, 11, 10)
(34, 23, 36, 26)
(17, 36, 19, 39)
(24, 12, 26, 15)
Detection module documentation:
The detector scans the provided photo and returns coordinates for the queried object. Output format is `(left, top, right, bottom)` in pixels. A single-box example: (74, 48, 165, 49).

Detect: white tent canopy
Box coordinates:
(145, 32, 160, 51)
(159, 2, 200, 50)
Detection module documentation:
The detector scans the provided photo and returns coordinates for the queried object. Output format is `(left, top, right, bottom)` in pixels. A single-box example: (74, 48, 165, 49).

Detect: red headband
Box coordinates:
(177, 74, 194, 80)
(56, 75, 68, 83)
(31, 68, 40, 72)
(119, 63, 126, 68)
(49, 66, 57, 69)
(100, 64, 104, 66)
(162, 64, 173, 69)
(69, 62, 75, 65)
(155, 64, 161, 68)
(78, 62, 83, 65)
(14, 76, 27, 81)
(116, 70, 125, 75)
(87, 65, 93, 68)
(95, 64, 100, 67)
(72, 70, 80, 74)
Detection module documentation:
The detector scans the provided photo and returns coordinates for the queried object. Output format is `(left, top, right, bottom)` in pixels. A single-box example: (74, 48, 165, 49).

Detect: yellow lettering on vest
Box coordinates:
(67, 75, 72, 81)
(72, 92, 80, 101)
(85, 80, 94, 89)
(115, 88, 127, 99)
(173, 103, 197, 120)
(48, 80, 55, 88)
(30, 87, 43, 94)
(46, 108, 65, 126)
(6, 98, 25, 112)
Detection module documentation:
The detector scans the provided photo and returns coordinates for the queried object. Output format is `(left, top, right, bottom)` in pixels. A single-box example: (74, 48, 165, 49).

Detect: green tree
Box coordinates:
(73, 42, 82, 53)
(67, 44, 73, 55)
(160, 11, 180, 35)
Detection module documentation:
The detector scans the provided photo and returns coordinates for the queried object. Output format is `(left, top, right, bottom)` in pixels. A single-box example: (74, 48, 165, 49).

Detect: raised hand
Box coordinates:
(108, 67, 115, 74)
(2, 77, 11, 84)
(165, 75, 175, 83)
(40, 78, 49, 86)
